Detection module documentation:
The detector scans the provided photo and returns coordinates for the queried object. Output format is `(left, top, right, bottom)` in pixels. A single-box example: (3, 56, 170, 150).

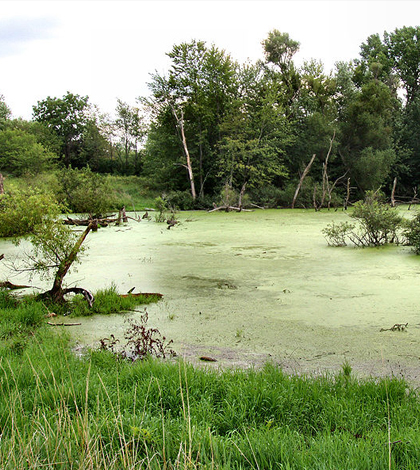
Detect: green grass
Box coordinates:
(106, 175, 160, 211)
(69, 284, 162, 316)
(1, 289, 420, 469)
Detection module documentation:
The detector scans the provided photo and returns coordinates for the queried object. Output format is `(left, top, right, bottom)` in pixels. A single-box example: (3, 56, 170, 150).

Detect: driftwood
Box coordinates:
(380, 323, 408, 332)
(199, 356, 217, 362)
(208, 204, 253, 213)
(0, 253, 4, 261)
(47, 321, 82, 327)
(64, 216, 117, 227)
(0, 280, 32, 290)
(120, 292, 163, 299)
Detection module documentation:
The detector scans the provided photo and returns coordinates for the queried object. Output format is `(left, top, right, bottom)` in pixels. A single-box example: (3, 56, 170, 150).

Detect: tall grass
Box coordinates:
(1, 289, 420, 468)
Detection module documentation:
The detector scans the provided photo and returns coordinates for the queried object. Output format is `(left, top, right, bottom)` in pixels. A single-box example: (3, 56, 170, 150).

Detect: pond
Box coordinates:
(2, 208, 420, 380)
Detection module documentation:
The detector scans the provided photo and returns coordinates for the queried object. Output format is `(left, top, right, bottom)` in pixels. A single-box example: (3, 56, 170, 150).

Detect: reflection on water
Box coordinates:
(1, 209, 420, 374)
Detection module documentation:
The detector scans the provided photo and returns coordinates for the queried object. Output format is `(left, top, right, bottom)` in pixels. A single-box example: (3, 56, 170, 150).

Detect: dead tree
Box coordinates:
(390, 177, 397, 207)
(292, 154, 316, 209)
(171, 106, 197, 200)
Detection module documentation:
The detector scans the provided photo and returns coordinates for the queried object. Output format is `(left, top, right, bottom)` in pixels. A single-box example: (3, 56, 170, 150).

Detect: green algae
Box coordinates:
(1, 208, 420, 380)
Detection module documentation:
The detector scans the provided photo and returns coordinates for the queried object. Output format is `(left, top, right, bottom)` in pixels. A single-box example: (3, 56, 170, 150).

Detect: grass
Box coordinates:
(1, 289, 420, 469)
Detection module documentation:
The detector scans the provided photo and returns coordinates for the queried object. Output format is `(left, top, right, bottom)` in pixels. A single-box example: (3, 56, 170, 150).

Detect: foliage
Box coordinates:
(404, 212, 420, 254)
(57, 166, 116, 216)
(0, 188, 61, 237)
(323, 192, 404, 247)
(322, 221, 356, 247)
(350, 192, 403, 246)
(0, 128, 56, 176)
(99, 311, 176, 361)
(32, 92, 104, 168)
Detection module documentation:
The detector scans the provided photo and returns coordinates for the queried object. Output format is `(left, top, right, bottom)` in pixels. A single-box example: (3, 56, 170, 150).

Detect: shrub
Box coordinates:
(404, 212, 420, 254)
(57, 166, 116, 216)
(0, 188, 61, 237)
(323, 191, 404, 248)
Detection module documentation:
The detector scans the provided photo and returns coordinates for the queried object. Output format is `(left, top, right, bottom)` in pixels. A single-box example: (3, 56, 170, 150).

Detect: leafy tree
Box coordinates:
(218, 62, 291, 197)
(0, 188, 61, 237)
(0, 95, 11, 129)
(0, 128, 56, 176)
(144, 40, 237, 199)
(114, 100, 145, 175)
(57, 166, 116, 216)
(338, 79, 397, 192)
(32, 92, 95, 167)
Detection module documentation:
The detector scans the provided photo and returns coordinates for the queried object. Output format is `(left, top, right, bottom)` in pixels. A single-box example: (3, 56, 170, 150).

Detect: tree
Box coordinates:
(0, 95, 12, 129)
(218, 62, 291, 200)
(144, 40, 237, 200)
(32, 92, 93, 167)
(114, 100, 145, 174)
(0, 128, 56, 176)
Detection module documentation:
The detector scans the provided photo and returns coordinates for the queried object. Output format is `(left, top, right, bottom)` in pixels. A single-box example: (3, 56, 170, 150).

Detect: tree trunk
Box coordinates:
(292, 154, 316, 209)
(171, 106, 196, 200)
(390, 177, 397, 207)
(0, 173, 4, 195)
(41, 223, 93, 303)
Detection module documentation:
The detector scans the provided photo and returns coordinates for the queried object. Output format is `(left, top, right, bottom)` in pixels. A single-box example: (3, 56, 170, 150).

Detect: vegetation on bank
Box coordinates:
(1, 289, 420, 469)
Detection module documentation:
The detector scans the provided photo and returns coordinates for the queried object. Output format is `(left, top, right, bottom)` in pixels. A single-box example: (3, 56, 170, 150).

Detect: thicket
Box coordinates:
(322, 192, 420, 251)
(1, 288, 420, 469)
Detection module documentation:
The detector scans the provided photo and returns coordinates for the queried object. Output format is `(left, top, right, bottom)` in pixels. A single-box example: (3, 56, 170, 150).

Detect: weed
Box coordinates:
(100, 310, 176, 361)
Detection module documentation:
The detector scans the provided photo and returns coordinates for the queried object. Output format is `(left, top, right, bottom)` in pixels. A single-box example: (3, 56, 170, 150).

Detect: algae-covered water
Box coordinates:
(2, 209, 420, 380)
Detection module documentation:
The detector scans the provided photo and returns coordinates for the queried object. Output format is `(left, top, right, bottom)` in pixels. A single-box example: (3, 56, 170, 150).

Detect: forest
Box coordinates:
(1, 26, 420, 210)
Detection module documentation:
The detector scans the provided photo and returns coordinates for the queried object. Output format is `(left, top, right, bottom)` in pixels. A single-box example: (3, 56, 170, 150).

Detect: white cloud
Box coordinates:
(0, 0, 419, 119)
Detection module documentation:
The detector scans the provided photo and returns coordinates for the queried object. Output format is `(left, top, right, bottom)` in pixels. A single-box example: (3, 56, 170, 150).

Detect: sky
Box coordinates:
(1, 0, 419, 120)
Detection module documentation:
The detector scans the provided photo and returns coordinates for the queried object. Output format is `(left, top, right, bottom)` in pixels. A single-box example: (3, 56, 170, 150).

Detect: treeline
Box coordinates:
(1, 26, 420, 209)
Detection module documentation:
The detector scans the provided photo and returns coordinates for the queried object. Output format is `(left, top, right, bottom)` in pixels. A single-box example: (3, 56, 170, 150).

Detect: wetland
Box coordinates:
(2, 208, 420, 382)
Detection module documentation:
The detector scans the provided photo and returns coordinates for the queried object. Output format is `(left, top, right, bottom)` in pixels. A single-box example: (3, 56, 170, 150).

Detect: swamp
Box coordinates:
(2, 207, 419, 382)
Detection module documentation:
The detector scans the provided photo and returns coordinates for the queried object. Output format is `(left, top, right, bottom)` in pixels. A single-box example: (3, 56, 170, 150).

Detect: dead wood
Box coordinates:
(0, 280, 32, 290)
(391, 177, 397, 207)
(380, 323, 408, 332)
(292, 154, 316, 209)
(47, 321, 82, 327)
(0, 254, 4, 261)
(120, 292, 163, 299)
(208, 205, 253, 213)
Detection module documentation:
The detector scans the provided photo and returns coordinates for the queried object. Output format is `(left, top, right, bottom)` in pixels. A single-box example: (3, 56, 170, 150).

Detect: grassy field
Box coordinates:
(1, 289, 420, 469)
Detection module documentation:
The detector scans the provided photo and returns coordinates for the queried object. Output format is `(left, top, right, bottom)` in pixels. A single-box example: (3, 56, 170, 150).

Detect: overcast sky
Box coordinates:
(1, 0, 419, 120)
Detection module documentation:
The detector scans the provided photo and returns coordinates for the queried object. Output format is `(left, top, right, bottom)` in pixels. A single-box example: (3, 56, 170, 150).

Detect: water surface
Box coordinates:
(2, 209, 420, 380)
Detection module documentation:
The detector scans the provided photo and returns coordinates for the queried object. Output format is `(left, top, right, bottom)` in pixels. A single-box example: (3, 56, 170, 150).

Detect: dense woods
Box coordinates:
(1, 26, 420, 208)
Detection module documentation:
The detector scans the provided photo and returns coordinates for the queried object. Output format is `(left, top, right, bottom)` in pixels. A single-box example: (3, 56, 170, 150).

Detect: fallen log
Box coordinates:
(0, 281, 32, 290)
(120, 292, 163, 299)
(208, 205, 253, 213)
(47, 321, 81, 327)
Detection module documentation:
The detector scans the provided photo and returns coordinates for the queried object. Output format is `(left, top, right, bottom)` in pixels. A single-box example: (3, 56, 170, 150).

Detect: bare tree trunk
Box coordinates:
(292, 154, 316, 209)
(344, 177, 351, 210)
(318, 131, 336, 210)
(238, 182, 247, 210)
(0, 173, 4, 195)
(390, 177, 397, 207)
(171, 107, 197, 200)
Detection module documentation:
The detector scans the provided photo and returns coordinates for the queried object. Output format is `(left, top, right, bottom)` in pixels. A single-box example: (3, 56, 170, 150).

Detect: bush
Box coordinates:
(404, 212, 420, 254)
(323, 191, 404, 248)
(57, 166, 117, 216)
(0, 188, 61, 237)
